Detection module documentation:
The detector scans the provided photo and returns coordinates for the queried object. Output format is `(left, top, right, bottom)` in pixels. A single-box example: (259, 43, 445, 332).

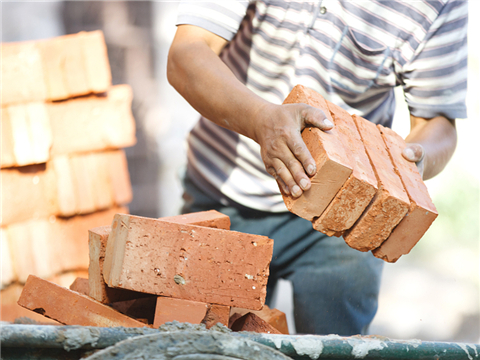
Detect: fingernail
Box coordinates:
(300, 178, 309, 190)
(404, 148, 415, 160)
(323, 119, 333, 128)
(307, 164, 316, 176)
(292, 185, 302, 197)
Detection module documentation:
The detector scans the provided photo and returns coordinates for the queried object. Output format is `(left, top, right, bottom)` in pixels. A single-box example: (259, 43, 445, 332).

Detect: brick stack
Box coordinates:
(16, 210, 287, 334)
(282, 85, 437, 263)
(1, 31, 136, 322)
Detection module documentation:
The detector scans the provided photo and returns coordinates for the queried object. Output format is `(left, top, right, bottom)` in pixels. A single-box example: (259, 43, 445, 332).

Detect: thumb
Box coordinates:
(402, 143, 425, 163)
(402, 143, 425, 178)
(302, 105, 334, 131)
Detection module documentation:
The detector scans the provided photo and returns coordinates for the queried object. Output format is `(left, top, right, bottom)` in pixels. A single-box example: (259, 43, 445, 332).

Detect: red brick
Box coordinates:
(105, 150, 133, 206)
(1, 31, 111, 106)
(372, 125, 438, 262)
(161, 210, 231, 230)
(1, 42, 48, 105)
(48, 86, 136, 156)
(282, 85, 353, 221)
(69, 277, 90, 296)
(1, 109, 16, 168)
(81, 31, 111, 93)
(89, 226, 149, 304)
(230, 312, 282, 334)
(1, 284, 60, 324)
(153, 296, 208, 328)
(18, 275, 147, 327)
(48, 270, 89, 288)
(1, 164, 57, 226)
(1, 103, 52, 169)
(70, 154, 97, 214)
(344, 116, 410, 251)
(6, 207, 127, 282)
(1, 150, 131, 225)
(202, 304, 231, 329)
(39, 34, 89, 100)
(89, 211, 229, 304)
(313, 101, 378, 236)
(51, 155, 77, 217)
(1, 229, 16, 289)
(230, 305, 289, 334)
(153, 297, 230, 328)
(103, 214, 273, 310)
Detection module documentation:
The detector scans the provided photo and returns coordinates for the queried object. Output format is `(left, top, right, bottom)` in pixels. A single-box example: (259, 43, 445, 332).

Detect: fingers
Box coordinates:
(267, 156, 309, 198)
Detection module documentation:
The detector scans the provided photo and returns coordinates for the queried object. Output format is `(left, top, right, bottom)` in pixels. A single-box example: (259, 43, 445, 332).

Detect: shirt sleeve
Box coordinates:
(176, 1, 250, 41)
(400, 0, 468, 120)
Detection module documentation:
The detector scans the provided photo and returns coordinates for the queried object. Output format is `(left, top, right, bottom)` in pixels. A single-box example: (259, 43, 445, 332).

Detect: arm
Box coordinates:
(167, 25, 333, 198)
(402, 115, 457, 180)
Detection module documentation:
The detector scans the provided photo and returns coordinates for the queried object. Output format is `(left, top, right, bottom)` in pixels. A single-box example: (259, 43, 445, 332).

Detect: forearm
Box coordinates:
(167, 33, 267, 142)
(405, 115, 457, 180)
(168, 25, 333, 198)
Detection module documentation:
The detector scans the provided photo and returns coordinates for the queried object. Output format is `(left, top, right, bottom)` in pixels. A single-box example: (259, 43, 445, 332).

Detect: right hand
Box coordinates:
(253, 102, 334, 198)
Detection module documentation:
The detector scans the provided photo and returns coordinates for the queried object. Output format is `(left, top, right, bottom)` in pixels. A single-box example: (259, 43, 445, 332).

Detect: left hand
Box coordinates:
(402, 143, 425, 178)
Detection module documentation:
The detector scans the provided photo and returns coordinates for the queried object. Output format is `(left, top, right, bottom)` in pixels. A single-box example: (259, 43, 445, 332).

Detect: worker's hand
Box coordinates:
(254, 103, 334, 198)
(402, 143, 425, 178)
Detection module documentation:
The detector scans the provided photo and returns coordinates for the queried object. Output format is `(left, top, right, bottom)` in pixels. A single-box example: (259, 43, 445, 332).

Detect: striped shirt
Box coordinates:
(177, 0, 468, 212)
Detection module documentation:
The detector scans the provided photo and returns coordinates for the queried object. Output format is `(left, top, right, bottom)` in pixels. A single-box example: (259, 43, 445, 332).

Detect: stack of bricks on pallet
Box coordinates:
(1, 30, 136, 322)
(18, 210, 288, 334)
(282, 85, 437, 262)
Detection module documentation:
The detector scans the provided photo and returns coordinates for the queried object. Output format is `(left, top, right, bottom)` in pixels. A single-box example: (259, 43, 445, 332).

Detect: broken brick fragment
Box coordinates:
(18, 275, 147, 327)
(230, 304, 289, 334)
(103, 214, 273, 309)
(230, 312, 282, 334)
(69, 277, 89, 296)
(372, 125, 438, 262)
(202, 304, 231, 329)
(343, 115, 410, 251)
(313, 101, 378, 236)
(282, 85, 353, 221)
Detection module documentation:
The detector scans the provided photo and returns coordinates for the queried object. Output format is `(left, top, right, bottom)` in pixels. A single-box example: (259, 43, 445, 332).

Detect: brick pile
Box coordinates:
(282, 85, 437, 262)
(16, 210, 288, 334)
(1, 31, 136, 322)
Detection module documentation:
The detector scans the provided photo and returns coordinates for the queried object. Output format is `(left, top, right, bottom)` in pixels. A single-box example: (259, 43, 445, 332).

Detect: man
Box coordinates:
(167, 1, 467, 335)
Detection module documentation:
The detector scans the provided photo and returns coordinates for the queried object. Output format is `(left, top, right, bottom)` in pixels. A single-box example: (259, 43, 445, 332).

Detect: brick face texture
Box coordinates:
(343, 115, 410, 252)
(89, 210, 232, 304)
(282, 85, 353, 221)
(103, 214, 273, 310)
(313, 101, 378, 236)
(372, 125, 438, 262)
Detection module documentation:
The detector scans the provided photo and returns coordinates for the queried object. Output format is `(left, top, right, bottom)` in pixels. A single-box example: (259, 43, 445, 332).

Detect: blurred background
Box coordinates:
(2, 0, 478, 342)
